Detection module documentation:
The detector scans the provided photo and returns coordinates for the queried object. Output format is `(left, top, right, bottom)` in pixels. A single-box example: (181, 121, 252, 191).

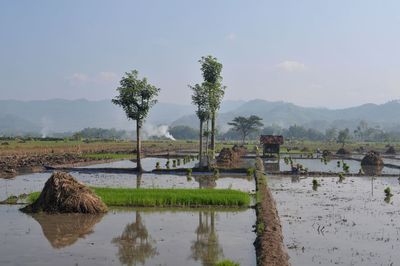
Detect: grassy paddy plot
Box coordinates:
(28, 187, 250, 207)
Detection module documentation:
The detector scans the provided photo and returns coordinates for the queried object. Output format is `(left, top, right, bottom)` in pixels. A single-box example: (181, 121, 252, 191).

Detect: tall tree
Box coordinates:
(199, 55, 225, 159)
(190, 84, 210, 166)
(112, 70, 160, 172)
(228, 115, 264, 144)
(337, 128, 350, 148)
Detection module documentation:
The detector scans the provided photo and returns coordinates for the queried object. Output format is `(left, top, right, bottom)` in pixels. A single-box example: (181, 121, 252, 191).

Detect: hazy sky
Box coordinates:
(1, 0, 400, 108)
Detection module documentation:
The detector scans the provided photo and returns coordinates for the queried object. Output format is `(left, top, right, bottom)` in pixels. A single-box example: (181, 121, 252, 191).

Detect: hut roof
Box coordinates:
(260, 135, 284, 145)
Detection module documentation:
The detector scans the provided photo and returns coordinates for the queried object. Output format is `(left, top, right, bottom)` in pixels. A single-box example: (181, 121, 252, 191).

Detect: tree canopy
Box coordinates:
(228, 115, 264, 143)
(112, 70, 160, 126)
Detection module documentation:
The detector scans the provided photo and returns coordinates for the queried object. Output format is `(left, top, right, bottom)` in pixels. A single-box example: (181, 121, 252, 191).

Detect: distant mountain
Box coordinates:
(172, 99, 400, 131)
(1, 98, 400, 136)
(0, 99, 195, 135)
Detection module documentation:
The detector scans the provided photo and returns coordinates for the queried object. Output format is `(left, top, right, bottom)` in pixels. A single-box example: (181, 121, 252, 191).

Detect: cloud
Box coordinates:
(97, 72, 118, 82)
(68, 73, 88, 82)
(66, 72, 118, 85)
(276, 60, 306, 72)
(226, 33, 237, 41)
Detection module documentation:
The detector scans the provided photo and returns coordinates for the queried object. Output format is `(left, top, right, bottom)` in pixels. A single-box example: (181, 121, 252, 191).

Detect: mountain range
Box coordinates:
(1, 98, 400, 136)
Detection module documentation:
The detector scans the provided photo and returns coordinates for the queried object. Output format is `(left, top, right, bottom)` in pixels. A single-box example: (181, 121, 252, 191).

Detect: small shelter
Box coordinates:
(260, 135, 284, 157)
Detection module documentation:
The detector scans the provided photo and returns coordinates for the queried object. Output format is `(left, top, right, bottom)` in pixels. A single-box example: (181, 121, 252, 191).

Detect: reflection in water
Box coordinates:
(361, 165, 383, 176)
(190, 212, 223, 266)
(31, 213, 104, 249)
(264, 162, 280, 173)
(112, 212, 157, 266)
(195, 176, 217, 189)
(136, 173, 142, 189)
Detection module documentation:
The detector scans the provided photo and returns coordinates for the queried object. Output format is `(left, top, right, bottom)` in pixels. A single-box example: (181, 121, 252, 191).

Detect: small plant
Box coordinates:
(337, 161, 341, 167)
(384, 187, 393, 197)
(187, 175, 193, 181)
(312, 179, 320, 190)
(172, 159, 177, 168)
(186, 168, 192, 176)
(384, 187, 393, 203)
(155, 162, 160, 170)
(177, 158, 181, 166)
(213, 168, 220, 177)
(165, 160, 170, 169)
(215, 260, 240, 266)
(338, 172, 345, 183)
(247, 167, 255, 176)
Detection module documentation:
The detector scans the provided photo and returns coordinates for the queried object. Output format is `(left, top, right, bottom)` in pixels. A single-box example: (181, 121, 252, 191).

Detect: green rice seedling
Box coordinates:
(165, 160, 170, 169)
(312, 179, 320, 191)
(186, 168, 192, 177)
(177, 159, 181, 166)
(338, 172, 345, 183)
(246, 167, 255, 176)
(213, 168, 220, 178)
(172, 160, 177, 168)
(155, 162, 160, 170)
(216, 259, 240, 266)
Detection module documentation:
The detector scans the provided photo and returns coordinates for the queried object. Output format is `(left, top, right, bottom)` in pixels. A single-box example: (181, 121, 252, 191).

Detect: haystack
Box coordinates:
(217, 145, 247, 165)
(386, 146, 396, 154)
(361, 151, 383, 166)
(21, 172, 107, 214)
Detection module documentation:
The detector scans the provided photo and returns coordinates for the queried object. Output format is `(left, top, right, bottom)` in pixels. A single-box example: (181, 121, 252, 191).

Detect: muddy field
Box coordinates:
(269, 175, 400, 265)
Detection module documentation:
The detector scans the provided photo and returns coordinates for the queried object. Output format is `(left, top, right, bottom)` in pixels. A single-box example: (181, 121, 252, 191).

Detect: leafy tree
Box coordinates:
(228, 115, 264, 144)
(199, 55, 226, 159)
(337, 128, 350, 148)
(190, 83, 210, 165)
(112, 70, 160, 172)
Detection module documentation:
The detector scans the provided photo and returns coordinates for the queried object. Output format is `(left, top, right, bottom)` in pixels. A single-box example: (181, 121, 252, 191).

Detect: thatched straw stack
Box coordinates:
(21, 172, 107, 214)
(386, 146, 396, 155)
(361, 151, 384, 166)
(336, 148, 350, 155)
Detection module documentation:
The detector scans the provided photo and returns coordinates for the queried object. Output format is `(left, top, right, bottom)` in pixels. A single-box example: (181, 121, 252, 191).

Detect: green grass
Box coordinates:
(27, 188, 250, 207)
(81, 153, 135, 160)
(216, 260, 240, 266)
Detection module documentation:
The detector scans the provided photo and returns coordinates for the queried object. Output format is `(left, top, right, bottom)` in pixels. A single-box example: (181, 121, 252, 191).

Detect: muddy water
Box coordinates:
(266, 158, 400, 174)
(0, 205, 256, 266)
(0, 171, 254, 201)
(269, 175, 400, 265)
(82, 157, 199, 171)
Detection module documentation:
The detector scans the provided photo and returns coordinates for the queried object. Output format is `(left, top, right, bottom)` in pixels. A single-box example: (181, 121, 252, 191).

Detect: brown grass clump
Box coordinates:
(336, 148, 350, 155)
(385, 146, 396, 154)
(21, 172, 107, 214)
(361, 151, 384, 166)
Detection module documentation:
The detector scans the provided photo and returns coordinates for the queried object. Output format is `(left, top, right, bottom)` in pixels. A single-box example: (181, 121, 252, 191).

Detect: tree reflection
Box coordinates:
(136, 173, 142, 189)
(195, 176, 217, 189)
(190, 211, 223, 265)
(112, 212, 157, 266)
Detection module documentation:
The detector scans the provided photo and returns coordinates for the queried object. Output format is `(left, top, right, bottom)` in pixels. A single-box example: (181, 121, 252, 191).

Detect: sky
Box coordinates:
(1, 0, 400, 109)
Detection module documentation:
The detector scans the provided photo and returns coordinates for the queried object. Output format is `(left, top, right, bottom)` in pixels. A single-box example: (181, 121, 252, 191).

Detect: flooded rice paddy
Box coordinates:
(0, 205, 256, 266)
(265, 158, 400, 175)
(269, 175, 400, 265)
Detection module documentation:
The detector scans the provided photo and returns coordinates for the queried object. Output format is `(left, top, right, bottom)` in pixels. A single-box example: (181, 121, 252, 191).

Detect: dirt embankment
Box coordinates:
(254, 158, 290, 266)
(0, 153, 104, 177)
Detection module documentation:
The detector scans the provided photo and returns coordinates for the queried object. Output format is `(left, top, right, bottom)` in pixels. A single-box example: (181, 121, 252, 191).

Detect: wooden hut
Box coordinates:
(260, 135, 284, 157)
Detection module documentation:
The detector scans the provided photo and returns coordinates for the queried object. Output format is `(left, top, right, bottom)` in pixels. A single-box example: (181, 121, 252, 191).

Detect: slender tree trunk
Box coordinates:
(211, 112, 216, 159)
(199, 120, 203, 166)
(136, 120, 142, 172)
(205, 120, 209, 166)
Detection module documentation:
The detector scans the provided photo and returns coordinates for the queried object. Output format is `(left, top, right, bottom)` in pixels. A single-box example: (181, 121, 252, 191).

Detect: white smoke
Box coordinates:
(40, 117, 53, 138)
(142, 124, 176, 140)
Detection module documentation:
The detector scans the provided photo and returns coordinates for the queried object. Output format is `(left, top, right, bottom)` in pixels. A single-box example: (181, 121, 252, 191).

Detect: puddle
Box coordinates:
(0, 205, 256, 266)
(269, 175, 400, 265)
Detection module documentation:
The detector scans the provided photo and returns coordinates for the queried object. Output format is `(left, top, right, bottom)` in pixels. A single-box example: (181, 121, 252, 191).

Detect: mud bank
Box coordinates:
(0, 154, 118, 178)
(254, 158, 289, 266)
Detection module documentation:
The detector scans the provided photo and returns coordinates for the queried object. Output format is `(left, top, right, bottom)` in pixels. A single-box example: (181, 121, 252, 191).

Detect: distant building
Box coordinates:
(260, 135, 284, 157)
